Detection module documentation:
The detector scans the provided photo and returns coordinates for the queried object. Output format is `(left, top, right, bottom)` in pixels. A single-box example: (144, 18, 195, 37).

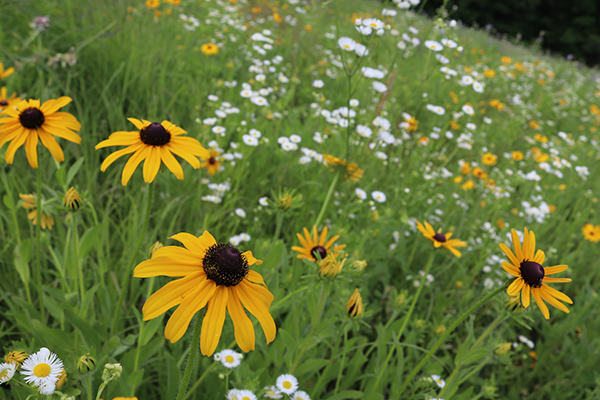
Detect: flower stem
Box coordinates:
(183, 363, 216, 400)
(110, 181, 155, 337)
(313, 173, 339, 228)
(438, 313, 507, 398)
(176, 314, 203, 400)
(334, 326, 349, 394)
(130, 277, 155, 396)
(394, 284, 506, 398)
(35, 164, 44, 320)
(371, 252, 436, 393)
(71, 213, 85, 310)
(273, 210, 284, 241)
(290, 282, 329, 374)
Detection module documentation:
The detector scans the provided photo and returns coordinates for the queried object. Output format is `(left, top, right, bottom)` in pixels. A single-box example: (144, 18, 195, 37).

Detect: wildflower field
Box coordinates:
(2, 0, 600, 399)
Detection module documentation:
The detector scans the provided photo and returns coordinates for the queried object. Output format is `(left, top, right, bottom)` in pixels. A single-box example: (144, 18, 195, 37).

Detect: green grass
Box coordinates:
(1, 0, 600, 399)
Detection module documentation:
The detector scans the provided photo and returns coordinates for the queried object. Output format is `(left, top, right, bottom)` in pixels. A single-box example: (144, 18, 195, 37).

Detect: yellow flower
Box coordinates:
(56, 369, 67, 389)
(145, 0, 160, 9)
(461, 179, 475, 190)
(201, 43, 219, 55)
(292, 226, 346, 261)
(322, 154, 364, 182)
(0, 97, 81, 168)
(0, 87, 21, 112)
(134, 231, 276, 356)
(95, 118, 209, 186)
(500, 228, 573, 319)
(346, 288, 363, 317)
(511, 151, 524, 161)
(63, 187, 82, 211)
(20, 194, 54, 230)
(481, 152, 497, 166)
(0, 62, 14, 79)
(4, 351, 28, 366)
(416, 221, 467, 258)
(318, 253, 346, 278)
(199, 148, 222, 175)
(582, 223, 600, 243)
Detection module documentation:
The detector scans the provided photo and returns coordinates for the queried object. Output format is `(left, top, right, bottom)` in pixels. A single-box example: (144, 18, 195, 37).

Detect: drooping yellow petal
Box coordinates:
(40, 96, 72, 115)
(142, 272, 205, 320)
(539, 287, 570, 313)
(166, 141, 202, 168)
(237, 283, 276, 344)
(541, 284, 573, 304)
(165, 280, 217, 343)
(239, 279, 274, 307)
(445, 245, 462, 258)
(38, 130, 65, 163)
(531, 288, 550, 319)
(542, 277, 572, 283)
(227, 287, 256, 353)
(521, 284, 531, 308)
(142, 146, 161, 183)
(99, 144, 142, 171)
(507, 278, 524, 296)
(246, 270, 266, 285)
(4, 128, 28, 164)
(24, 131, 39, 168)
(121, 147, 149, 186)
(159, 146, 184, 180)
(499, 243, 520, 267)
(200, 286, 229, 356)
(242, 250, 262, 266)
(501, 261, 520, 277)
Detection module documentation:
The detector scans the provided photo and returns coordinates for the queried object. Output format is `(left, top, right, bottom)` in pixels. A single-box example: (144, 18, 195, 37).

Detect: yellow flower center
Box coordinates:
(283, 381, 292, 389)
(225, 355, 235, 363)
(33, 363, 51, 377)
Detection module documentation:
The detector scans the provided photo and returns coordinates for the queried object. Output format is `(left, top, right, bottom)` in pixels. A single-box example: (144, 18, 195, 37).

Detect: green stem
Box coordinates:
(371, 252, 436, 393)
(290, 282, 328, 374)
(394, 285, 506, 399)
(35, 165, 44, 320)
(184, 363, 216, 400)
(86, 375, 93, 400)
(175, 314, 203, 400)
(71, 213, 85, 309)
(95, 382, 108, 400)
(313, 173, 339, 228)
(130, 277, 156, 396)
(334, 326, 349, 394)
(110, 181, 155, 336)
(438, 313, 507, 398)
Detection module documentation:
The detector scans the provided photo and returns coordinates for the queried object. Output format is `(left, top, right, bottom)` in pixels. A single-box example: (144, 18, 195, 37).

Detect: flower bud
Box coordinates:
(4, 350, 28, 367)
(102, 363, 122, 382)
(346, 288, 364, 318)
(77, 353, 96, 373)
(63, 187, 82, 211)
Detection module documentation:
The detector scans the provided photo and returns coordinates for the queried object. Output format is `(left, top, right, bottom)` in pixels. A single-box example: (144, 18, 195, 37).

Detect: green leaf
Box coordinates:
(3, 194, 14, 210)
(295, 358, 329, 376)
(13, 239, 32, 286)
(461, 348, 492, 365)
(127, 367, 144, 387)
(66, 157, 85, 186)
(326, 390, 365, 399)
(139, 315, 164, 346)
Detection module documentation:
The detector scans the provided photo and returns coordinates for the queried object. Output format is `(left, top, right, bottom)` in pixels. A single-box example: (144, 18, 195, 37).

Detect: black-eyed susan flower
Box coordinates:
(322, 154, 363, 182)
(582, 223, 600, 243)
(0, 98, 81, 168)
(95, 118, 209, 186)
(0, 63, 14, 79)
(5, 351, 28, 367)
(346, 288, 363, 317)
(292, 226, 346, 261)
(416, 221, 467, 257)
(201, 43, 219, 55)
(500, 228, 573, 319)
(0, 87, 21, 112)
(134, 231, 276, 356)
(199, 147, 222, 175)
(20, 194, 54, 230)
(20, 347, 63, 395)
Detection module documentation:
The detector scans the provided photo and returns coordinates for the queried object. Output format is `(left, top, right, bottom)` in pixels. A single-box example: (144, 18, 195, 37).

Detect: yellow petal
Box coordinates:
(303, 227, 314, 247)
(531, 288, 550, 319)
(38, 130, 64, 163)
(499, 243, 520, 267)
(242, 250, 262, 266)
(319, 226, 328, 246)
(237, 282, 276, 344)
(99, 144, 142, 172)
(142, 272, 205, 320)
(127, 118, 146, 130)
(151, 246, 202, 264)
(501, 261, 520, 277)
(159, 146, 184, 180)
(25, 131, 39, 168)
(510, 229, 523, 261)
(142, 147, 161, 183)
(542, 277, 571, 283)
(227, 287, 255, 353)
(134, 256, 202, 278)
(121, 147, 149, 186)
(165, 280, 217, 343)
(521, 284, 531, 308)
(544, 265, 568, 275)
(539, 286, 570, 313)
(541, 284, 573, 304)
(507, 278, 524, 296)
(200, 286, 228, 356)
(522, 228, 530, 260)
(40, 96, 72, 115)
(533, 249, 545, 265)
(324, 234, 340, 250)
(5, 129, 28, 164)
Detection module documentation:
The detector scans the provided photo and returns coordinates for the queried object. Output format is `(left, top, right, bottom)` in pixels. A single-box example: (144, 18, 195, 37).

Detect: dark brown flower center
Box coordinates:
(19, 108, 45, 129)
(0, 100, 8, 107)
(202, 243, 248, 286)
(209, 157, 217, 165)
(139, 122, 171, 146)
(311, 245, 327, 260)
(520, 260, 544, 288)
(433, 233, 447, 243)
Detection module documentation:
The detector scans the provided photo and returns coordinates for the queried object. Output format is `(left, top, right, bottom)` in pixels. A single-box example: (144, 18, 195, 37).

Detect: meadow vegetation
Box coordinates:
(1, 0, 600, 399)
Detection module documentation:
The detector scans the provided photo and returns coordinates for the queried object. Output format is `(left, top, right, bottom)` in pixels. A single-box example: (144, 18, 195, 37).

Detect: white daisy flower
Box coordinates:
(20, 347, 63, 395)
(362, 18, 384, 30)
(264, 385, 283, 399)
(259, 196, 269, 206)
(355, 43, 369, 56)
(371, 191, 387, 203)
(472, 80, 484, 93)
(226, 389, 242, 400)
(462, 104, 475, 116)
(424, 40, 443, 51)
(237, 389, 257, 400)
(0, 362, 16, 384)
(349, 99, 359, 107)
(372, 81, 388, 93)
(355, 188, 367, 199)
(276, 374, 299, 394)
(240, 89, 253, 98)
(250, 96, 269, 106)
(243, 135, 259, 146)
(208, 94, 219, 101)
(218, 349, 242, 369)
(212, 126, 226, 135)
(235, 208, 246, 218)
(229, 235, 242, 246)
(337, 37, 356, 51)
(239, 233, 251, 241)
(431, 374, 446, 388)
(312, 80, 324, 88)
(356, 125, 372, 138)
(289, 135, 302, 143)
(441, 38, 457, 48)
(291, 390, 311, 400)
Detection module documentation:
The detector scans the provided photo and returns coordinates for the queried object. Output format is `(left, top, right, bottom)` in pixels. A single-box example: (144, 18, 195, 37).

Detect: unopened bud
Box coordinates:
(77, 353, 96, 373)
(63, 187, 82, 211)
